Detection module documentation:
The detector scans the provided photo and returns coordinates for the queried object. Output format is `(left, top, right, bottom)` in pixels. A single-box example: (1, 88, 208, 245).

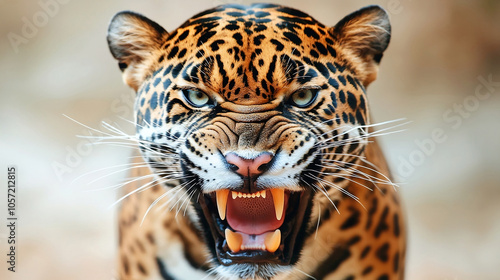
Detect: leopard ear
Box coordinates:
(107, 11, 168, 91)
(331, 5, 391, 86)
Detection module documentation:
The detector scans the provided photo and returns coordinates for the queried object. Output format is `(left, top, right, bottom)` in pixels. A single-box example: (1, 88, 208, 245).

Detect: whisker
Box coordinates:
(141, 183, 188, 225)
(320, 159, 398, 186)
(309, 167, 377, 192)
(85, 163, 172, 185)
(314, 118, 409, 147)
(307, 173, 366, 210)
(72, 161, 156, 185)
(293, 267, 317, 280)
(315, 202, 321, 240)
(302, 178, 339, 214)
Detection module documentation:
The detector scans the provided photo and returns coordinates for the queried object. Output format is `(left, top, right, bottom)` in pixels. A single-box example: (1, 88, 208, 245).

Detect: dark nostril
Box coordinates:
(229, 163, 239, 172)
(257, 163, 270, 172)
(225, 152, 273, 177)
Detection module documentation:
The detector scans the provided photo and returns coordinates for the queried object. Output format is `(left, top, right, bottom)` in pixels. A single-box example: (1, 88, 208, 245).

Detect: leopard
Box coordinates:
(106, 3, 406, 280)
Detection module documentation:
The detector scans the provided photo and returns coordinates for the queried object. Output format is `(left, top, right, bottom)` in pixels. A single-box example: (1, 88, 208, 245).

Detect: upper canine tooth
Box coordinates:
(216, 189, 229, 220)
(264, 229, 281, 253)
(232, 191, 237, 199)
(225, 229, 243, 253)
(261, 190, 266, 199)
(270, 189, 284, 221)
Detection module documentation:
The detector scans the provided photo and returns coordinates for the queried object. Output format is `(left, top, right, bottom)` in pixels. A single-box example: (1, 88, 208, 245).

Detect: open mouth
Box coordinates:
(198, 187, 312, 266)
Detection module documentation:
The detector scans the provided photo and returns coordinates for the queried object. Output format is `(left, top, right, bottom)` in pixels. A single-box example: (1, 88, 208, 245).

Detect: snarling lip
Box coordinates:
(199, 187, 312, 266)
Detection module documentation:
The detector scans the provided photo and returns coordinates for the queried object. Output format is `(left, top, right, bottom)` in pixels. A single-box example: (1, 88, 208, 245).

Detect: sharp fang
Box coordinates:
(216, 189, 229, 220)
(261, 190, 266, 199)
(232, 191, 237, 199)
(225, 229, 242, 253)
(264, 229, 281, 253)
(270, 189, 284, 220)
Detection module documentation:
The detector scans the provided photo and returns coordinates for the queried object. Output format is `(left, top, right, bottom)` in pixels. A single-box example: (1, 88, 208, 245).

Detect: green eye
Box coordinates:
(290, 89, 318, 107)
(183, 89, 211, 107)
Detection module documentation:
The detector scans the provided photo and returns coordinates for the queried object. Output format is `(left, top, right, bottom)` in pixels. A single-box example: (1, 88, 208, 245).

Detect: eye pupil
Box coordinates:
(291, 89, 317, 107)
(183, 89, 210, 107)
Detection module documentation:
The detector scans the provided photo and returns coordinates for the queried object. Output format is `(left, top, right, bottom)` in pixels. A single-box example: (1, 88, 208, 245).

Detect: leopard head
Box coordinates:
(107, 4, 390, 279)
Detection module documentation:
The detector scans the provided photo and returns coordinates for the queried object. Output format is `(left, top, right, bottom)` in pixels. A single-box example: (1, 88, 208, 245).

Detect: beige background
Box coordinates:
(1, 0, 499, 279)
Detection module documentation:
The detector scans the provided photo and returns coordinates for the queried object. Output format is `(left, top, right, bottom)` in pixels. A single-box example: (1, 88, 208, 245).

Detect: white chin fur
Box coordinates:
(213, 264, 291, 280)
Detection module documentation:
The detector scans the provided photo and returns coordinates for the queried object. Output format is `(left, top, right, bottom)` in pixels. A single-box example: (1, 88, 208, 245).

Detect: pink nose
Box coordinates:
(225, 152, 273, 177)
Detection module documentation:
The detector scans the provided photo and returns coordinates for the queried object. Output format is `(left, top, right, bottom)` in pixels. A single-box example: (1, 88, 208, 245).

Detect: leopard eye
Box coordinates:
(290, 89, 318, 107)
(182, 89, 211, 107)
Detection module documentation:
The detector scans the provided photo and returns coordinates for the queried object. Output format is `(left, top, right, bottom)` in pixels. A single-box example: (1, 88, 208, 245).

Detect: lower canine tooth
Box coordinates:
(225, 229, 243, 253)
(265, 229, 281, 253)
(216, 189, 229, 220)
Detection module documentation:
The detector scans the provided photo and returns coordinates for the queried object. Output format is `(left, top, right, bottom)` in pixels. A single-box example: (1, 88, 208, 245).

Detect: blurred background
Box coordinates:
(1, 0, 499, 279)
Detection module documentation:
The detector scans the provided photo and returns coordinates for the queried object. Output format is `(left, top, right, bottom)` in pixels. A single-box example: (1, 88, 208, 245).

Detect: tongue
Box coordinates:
(226, 191, 285, 235)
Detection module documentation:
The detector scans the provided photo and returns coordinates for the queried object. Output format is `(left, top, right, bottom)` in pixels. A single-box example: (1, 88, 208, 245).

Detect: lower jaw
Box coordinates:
(198, 188, 313, 266)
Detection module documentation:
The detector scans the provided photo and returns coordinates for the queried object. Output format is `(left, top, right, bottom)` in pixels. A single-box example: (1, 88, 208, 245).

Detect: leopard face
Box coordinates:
(108, 3, 391, 279)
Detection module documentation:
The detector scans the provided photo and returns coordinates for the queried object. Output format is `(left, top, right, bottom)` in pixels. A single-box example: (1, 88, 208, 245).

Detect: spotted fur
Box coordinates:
(108, 4, 405, 280)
